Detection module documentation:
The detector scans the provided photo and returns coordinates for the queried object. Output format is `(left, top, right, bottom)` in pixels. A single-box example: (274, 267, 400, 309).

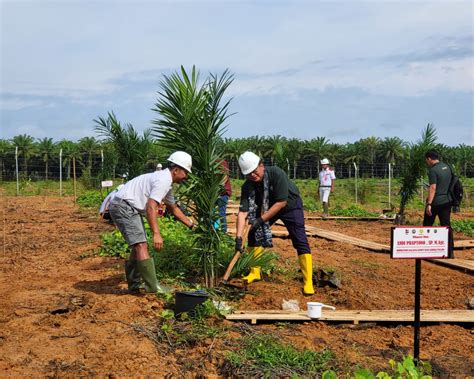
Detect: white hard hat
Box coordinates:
(156, 163, 162, 170)
(320, 158, 330, 165)
(238, 151, 260, 175)
(167, 151, 192, 173)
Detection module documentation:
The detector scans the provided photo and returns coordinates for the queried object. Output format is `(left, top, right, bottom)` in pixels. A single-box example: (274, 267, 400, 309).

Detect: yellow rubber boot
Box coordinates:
(242, 247, 264, 283)
(298, 254, 315, 295)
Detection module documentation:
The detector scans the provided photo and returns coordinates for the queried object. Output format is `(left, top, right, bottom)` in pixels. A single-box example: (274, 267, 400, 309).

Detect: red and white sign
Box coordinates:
(101, 180, 113, 188)
(391, 227, 450, 259)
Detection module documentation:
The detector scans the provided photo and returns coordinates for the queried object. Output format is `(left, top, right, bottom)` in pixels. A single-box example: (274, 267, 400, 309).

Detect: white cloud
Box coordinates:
(0, 98, 49, 110)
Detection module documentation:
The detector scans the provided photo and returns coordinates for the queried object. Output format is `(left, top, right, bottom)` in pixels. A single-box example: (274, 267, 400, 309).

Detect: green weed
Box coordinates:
(331, 204, 379, 217)
(76, 191, 104, 208)
(323, 354, 432, 378)
(451, 219, 474, 237)
(225, 333, 334, 378)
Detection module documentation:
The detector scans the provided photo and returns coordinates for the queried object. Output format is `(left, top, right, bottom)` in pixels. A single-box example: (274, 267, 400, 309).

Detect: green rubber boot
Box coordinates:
(137, 258, 159, 293)
(124, 259, 142, 293)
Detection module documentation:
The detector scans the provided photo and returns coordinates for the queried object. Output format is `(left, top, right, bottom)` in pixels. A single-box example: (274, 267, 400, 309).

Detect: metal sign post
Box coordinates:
(391, 226, 451, 362)
(353, 162, 358, 203)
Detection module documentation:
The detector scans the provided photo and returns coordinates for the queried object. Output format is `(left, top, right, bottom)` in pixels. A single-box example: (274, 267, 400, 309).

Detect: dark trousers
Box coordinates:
(423, 202, 454, 258)
(217, 195, 229, 233)
(248, 197, 311, 255)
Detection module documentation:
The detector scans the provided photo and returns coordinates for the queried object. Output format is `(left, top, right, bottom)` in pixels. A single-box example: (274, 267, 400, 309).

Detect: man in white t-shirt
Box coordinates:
(109, 151, 194, 294)
(319, 158, 336, 217)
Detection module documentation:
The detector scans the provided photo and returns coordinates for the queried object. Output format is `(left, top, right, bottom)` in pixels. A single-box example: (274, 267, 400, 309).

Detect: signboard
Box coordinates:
(101, 180, 113, 188)
(391, 226, 450, 259)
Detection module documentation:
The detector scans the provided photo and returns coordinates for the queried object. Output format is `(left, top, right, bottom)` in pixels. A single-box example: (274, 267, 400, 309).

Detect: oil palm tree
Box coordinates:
(396, 123, 437, 224)
(78, 137, 99, 182)
(456, 143, 474, 176)
(286, 138, 304, 179)
(0, 139, 13, 181)
(37, 137, 55, 180)
(56, 139, 78, 179)
(381, 137, 406, 164)
(94, 111, 153, 180)
(306, 136, 330, 176)
(11, 134, 36, 176)
(152, 66, 234, 287)
(360, 136, 381, 177)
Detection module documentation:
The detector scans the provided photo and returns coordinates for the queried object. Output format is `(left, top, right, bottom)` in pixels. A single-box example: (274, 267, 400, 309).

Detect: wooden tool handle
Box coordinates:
(222, 224, 251, 282)
(222, 251, 241, 282)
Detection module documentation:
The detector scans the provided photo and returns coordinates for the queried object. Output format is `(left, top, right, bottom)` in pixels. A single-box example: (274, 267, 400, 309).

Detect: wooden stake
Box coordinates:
(3, 210, 5, 259)
(19, 223, 24, 258)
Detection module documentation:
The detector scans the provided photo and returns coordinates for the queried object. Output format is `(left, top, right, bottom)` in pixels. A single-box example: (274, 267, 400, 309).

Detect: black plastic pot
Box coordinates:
(174, 290, 209, 316)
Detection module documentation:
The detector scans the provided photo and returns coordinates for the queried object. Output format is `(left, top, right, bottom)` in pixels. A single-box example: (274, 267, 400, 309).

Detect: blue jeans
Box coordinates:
(218, 195, 229, 233)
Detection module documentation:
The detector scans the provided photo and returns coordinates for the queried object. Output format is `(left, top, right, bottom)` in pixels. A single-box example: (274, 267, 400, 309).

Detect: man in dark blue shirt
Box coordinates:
(234, 151, 315, 295)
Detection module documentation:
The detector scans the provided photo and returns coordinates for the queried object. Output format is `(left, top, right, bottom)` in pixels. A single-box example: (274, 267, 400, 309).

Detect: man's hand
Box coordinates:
(426, 204, 432, 217)
(153, 233, 164, 250)
(250, 217, 264, 231)
(235, 237, 243, 252)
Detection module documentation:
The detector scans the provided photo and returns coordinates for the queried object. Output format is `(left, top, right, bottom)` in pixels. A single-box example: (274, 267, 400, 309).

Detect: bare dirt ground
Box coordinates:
(1, 196, 473, 377)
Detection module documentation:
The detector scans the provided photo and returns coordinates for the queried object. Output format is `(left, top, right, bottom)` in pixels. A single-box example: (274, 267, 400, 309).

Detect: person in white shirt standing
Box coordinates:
(109, 151, 194, 294)
(319, 158, 336, 218)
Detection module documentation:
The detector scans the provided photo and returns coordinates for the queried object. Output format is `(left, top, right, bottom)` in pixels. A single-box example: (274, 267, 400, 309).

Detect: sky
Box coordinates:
(1, 0, 473, 146)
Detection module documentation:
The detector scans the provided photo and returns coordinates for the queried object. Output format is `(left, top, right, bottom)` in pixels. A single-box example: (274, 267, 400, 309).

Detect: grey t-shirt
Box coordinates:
(428, 162, 452, 206)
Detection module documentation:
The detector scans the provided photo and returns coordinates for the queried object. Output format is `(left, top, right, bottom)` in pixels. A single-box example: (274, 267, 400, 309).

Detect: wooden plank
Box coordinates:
(306, 216, 395, 221)
(226, 309, 474, 323)
(455, 240, 474, 249)
(426, 258, 474, 273)
(227, 228, 473, 273)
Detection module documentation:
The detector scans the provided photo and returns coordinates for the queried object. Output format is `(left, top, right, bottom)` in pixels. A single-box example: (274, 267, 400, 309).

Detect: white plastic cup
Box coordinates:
(307, 302, 336, 318)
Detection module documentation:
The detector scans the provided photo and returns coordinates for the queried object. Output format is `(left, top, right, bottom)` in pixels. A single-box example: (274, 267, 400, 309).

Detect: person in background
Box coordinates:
(423, 149, 454, 258)
(109, 151, 195, 294)
(234, 151, 315, 295)
(156, 163, 162, 171)
(217, 159, 232, 233)
(99, 184, 125, 222)
(318, 158, 335, 218)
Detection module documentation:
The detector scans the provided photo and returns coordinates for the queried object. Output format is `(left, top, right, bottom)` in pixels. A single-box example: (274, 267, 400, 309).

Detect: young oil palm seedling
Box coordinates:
(152, 66, 234, 287)
(94, 111, 153, 180)
(396, 123, 437, 224)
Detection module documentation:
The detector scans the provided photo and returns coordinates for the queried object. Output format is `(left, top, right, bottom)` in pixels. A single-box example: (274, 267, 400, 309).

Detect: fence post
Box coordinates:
(101, 149, 104, 180)
(73, 157, 77, 203)
(59, 149, 63, 196)
(388, 162, 392, 206)
(353, 162, 358, 203)
(15, 146, 19, 196)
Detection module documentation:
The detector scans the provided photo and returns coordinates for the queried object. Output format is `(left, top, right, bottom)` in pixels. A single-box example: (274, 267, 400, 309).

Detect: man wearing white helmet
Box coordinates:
(109, 151, 194, 294)
(235, 151, 315, 295)
(319, 158, 336, 217)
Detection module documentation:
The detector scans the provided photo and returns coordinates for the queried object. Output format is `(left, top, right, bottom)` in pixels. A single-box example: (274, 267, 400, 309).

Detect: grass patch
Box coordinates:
(331, 204, 379, 217)
(350, 259, 383, 270)
(451, 219, 474, 237)
(225, 333, 334, 378)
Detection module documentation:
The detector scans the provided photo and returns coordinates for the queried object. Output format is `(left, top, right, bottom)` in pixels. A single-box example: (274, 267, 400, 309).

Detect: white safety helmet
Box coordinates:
(167, 151, 192, 173)
(320, 158, 330, 165)
(238, 151, 260, 175)
(156, 163, 163, 170)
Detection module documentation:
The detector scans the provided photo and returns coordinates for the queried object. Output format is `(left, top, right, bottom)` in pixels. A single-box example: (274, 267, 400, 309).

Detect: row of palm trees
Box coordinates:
(1, 130, 472, 182)
(222, 134, 473, 178)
